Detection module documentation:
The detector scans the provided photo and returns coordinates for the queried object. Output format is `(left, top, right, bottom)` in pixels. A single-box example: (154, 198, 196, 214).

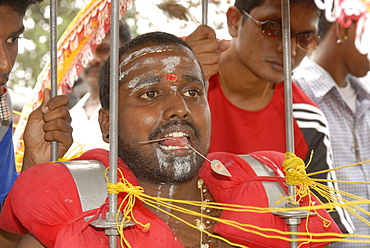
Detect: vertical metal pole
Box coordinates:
(107, 0, 120, 247)
(201, 0, 208, 25)
(281, 1, 298, 247)
(282, 0, 293, 155)
(50, 0, 58, 161)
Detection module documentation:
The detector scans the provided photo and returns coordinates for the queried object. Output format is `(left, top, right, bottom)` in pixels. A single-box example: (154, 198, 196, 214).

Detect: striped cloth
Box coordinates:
(0, 87, 11, 121)
(294, 57, 370, 247)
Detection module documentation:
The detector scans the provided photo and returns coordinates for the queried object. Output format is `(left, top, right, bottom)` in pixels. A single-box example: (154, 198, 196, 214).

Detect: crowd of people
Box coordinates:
(0, 0, 369, 247)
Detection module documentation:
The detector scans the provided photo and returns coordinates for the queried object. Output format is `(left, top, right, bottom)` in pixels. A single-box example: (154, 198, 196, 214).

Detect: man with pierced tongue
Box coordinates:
(0, 32, 341, 247)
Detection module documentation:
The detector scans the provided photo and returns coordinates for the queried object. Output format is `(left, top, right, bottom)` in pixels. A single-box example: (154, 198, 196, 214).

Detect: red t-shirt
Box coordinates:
(208, 74, 311, 157)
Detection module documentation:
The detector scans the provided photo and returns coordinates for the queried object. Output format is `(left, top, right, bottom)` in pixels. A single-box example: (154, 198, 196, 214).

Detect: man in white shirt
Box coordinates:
(293, 10, 370, 247)
(68, 20, 131, 154)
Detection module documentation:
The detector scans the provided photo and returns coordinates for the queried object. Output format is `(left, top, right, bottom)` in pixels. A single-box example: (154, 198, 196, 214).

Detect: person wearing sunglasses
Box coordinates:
(293, 7, 370, 246)
(185, 0, 353, 234)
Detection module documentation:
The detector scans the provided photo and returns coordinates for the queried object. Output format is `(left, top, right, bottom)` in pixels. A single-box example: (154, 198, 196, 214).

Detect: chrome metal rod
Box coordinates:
(107, 0, 120, 247)
(202, 0, 208, 25)
(281, 0, 298, 247)
(282, 0, 294, 155)
(50, 0, 58, 161)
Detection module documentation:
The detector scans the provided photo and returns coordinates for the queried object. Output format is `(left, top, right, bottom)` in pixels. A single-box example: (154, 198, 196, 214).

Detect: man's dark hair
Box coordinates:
(98, 31, 201, 109)
(107, 19, 132, 46)
(118, 18, 131, 45)
(235, 0, 319, 24)
(317, 10, 334, 39)
(0, 0, 43, 14)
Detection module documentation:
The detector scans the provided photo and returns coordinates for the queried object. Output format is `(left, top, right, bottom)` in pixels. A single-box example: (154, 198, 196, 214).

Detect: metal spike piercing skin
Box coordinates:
(186, 145, 232, 177)
(138, 138, 176, 144)
(139, 138, 231, 177)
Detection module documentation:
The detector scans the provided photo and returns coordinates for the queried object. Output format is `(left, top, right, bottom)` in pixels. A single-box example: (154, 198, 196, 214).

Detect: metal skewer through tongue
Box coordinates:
(138, 138, 172, 144)
(138, 138, 232, 177)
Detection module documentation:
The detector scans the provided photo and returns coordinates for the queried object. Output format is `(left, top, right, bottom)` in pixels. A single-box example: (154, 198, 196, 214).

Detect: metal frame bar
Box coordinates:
(50, 0, 58, 161)
(202, 0, 208, 25)
(106, 0, 120, 247)
(281, 1, 305, 247)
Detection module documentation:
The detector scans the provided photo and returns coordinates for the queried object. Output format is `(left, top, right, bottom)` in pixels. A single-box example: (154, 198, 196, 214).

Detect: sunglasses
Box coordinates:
(241, 9, 320, 52)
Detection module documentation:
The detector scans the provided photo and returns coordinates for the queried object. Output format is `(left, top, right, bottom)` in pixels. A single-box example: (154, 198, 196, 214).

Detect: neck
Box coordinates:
(83, 92, 100, 119)
(138, 176, 203, 247)
(310, 28, 349, 87)
(138, 175, 200, 203)
(141, 177, 200, 224)
(219, 51, 275, 111)
(87, 88, 100, 102)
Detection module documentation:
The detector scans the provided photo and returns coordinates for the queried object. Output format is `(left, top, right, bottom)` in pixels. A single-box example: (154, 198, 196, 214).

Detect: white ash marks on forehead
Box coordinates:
(162, 56, 181, 74)
(120, 46, 174, 69)
(119, 62, 139, 81)
(124, 58, 159, 95)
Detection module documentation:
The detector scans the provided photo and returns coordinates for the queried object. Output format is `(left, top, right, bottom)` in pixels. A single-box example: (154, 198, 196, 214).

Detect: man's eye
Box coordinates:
(6, 36, 20, 44)
(140, 91, 159, 99)
(183, 89, 200, 98)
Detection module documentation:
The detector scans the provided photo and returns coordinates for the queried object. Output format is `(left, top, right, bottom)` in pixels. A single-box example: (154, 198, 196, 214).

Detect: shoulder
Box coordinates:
(12, 162, 75, 198)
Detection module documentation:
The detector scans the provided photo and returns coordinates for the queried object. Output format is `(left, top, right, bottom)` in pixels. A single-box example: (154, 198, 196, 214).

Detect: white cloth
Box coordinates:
(68, 93, 109, 156)
(294, 57, 370, 246)
(338, 80, 357, 113)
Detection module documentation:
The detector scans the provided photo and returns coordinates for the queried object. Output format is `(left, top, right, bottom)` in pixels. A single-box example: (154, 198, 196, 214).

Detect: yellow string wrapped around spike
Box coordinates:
(281, 151, 332, 246)
(105, 168, 150, 248)
(103, 165, 370, 247)
(281, 152, 313, 205)
(283, 152, 310, 185)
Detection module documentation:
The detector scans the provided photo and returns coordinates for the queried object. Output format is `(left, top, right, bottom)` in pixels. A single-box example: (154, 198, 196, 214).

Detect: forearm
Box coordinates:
(0, 228, 23, 248)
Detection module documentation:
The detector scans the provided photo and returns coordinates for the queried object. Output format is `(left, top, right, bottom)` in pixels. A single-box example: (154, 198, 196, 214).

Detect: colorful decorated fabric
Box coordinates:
(12, 0, 132, 170)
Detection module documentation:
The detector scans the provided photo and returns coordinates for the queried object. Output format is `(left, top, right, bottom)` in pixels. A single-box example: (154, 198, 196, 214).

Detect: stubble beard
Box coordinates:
(117, 134, 206, 184)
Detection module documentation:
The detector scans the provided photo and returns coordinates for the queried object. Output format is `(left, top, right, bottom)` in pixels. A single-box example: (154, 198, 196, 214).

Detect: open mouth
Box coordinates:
(158, 131, 190, 150)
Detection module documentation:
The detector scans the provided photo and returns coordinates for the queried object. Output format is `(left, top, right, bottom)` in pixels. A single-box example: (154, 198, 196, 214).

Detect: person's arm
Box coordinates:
(21, 88, 73, 171)
(0, 228, 22, 248)
(17, 233, 46, 248)
(184, 25, 230, 81)
(293, 102, 354, 234)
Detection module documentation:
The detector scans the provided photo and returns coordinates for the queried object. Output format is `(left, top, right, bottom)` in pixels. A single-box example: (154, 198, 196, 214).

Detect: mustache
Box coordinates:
(148, 120, 201, 141)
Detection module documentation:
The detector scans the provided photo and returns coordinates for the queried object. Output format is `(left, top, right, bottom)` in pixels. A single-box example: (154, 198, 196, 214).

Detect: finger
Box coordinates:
(185, 25, 217, 41)
(190, 38, 220, 55)
(196, 52, 221, 66)
(41, 88, 51, 113)
(42, 95, 69, 114)
(43, 118, 73, 134)
(44, 131, 73, 157)
(218, 39, 231, 52)
(42, 106, 72, 124)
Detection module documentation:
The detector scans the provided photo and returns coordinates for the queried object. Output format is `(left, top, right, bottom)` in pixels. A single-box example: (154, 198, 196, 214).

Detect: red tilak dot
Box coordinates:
(167, 73, 178, 82)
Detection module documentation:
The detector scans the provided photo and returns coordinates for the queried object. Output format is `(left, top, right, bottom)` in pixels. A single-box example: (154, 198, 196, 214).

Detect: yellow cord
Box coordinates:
(92, 151, 370, 247)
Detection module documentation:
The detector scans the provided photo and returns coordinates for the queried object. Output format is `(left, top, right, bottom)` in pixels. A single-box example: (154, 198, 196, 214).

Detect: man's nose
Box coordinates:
(0, 44, 13, 74)
(277, 36, 298, 57)
(163, 93, 191, 121)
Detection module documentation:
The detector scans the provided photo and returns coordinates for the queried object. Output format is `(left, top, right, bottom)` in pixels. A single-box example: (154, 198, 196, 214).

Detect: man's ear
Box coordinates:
(227, 6, 243, 38)
(335, 21, 348, 44)
(99, 108, 110, 143)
